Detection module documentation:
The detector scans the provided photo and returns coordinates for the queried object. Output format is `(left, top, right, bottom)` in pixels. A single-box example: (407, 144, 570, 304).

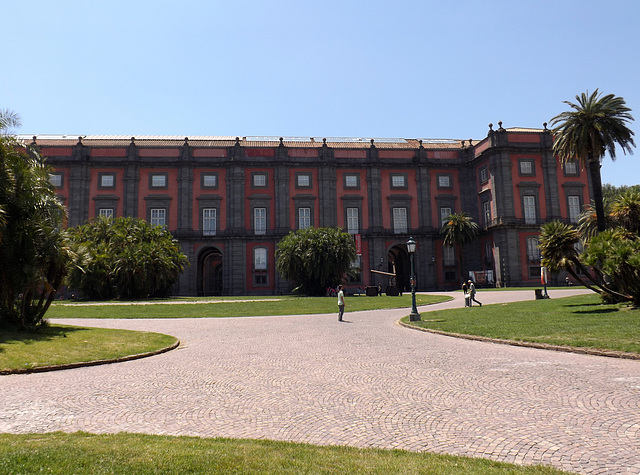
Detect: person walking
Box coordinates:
(462, 282, 469, 307)
(468, 279, 482, 307)
(337, 285, 345, 321)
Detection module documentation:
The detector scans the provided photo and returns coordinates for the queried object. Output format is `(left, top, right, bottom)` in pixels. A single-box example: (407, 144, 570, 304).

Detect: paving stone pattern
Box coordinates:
(1, 289, 639, 474)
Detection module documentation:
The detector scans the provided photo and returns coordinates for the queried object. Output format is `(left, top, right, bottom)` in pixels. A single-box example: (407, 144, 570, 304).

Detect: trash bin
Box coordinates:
(365, 286, 378, 297)
(534, 289, 543, 300)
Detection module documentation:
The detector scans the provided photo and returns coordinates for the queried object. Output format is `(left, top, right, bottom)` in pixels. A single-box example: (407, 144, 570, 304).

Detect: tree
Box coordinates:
(67, 216, 189, 300)
(0, 110, 72, 330)
(276, 227, 357, 296)
(550, 90, 635, 232)
(440, 212, 478, 283)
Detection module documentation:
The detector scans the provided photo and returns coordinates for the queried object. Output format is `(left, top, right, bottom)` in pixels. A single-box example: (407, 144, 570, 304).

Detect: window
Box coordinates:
(203, 208, 217, 236)
(523, 196, 536, 224)
(479, 167, 488, 184)
(438, 175, 451, 188)
(519, 160, 534, 175)
(99, 208, 114, 218)
(349, 255, 362, 283)
(527, 237, 541, 261)
(346, 207, 359, 234)
(254, 207, 266, 235)
(298, 207, 311, 230)
(49, 173, 63, 188)
(99, 173, 115, 188)
(443, 245, 456, 266)
(440, 207, 452, 227)
(150, 173, 167, 188)
(202, 173, 218, 188)
(254, 247, 268, 270)
(485, 241, 493, 264)
(344, 174, 359, 189)
(391, 174, 407, 188)
(568, 196, 581, 223)
(564, 161, 578, 175)
(150, 208, 166, 227)
(392, 207, 407, 234)
(296, 173, 311, 188)
(253, 173, 267, 187)
(483, 201, 491, 225)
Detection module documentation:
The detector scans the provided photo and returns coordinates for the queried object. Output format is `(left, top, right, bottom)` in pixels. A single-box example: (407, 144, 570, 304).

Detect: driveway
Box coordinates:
(1, 289, 638, 474)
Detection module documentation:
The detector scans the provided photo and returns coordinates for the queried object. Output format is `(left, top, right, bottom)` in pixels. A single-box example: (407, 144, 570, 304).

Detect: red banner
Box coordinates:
(354, 234, 361, 255)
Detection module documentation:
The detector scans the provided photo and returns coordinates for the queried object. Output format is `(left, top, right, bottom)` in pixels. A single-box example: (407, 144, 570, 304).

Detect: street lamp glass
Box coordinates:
(406, 237, 416, 254)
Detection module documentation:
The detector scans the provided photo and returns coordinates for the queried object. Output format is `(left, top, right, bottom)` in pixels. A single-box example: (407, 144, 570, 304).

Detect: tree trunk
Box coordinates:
(588, 155, 606, 232)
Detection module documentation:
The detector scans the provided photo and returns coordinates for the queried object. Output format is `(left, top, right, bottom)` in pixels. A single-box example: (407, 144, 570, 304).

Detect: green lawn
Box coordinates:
(0, 432, 568, 474)
(404, 294, 640, 354)
(0, 325, 177, 373)
(46, 294, 451, 319)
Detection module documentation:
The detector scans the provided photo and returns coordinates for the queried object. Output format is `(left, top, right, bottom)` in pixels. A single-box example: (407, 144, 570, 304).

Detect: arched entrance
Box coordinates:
(198, 247, 223, 296)
(387, 244, 411, 295)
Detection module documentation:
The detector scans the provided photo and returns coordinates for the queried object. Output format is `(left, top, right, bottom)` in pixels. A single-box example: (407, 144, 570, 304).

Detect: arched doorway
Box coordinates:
(387, 244, 411, 295)
(198, 247, 223, 296)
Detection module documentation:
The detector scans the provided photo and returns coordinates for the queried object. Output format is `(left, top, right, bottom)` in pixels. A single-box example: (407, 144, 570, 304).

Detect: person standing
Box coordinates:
(462, 282, 469, 307)
(468, 279, 482, 307)
(337, 285, 345, 321)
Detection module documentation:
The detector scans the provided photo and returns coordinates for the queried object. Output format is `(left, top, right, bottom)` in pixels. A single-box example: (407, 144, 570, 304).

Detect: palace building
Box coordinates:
(21, 122, 591, 296)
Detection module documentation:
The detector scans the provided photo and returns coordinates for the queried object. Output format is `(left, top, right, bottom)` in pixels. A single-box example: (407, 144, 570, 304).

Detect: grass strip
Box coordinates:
(46, 294, 450, 319)
(0, 432, 568, 474)
(0, 325, 177, 372)
(404, 294, 640, 354)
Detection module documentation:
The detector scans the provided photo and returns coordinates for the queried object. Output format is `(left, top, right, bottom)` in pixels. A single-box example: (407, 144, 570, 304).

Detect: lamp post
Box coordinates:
(407, 237, 420, 321)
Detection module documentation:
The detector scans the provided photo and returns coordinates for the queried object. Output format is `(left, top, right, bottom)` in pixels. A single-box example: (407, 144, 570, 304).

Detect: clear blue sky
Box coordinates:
(2, 0, 638, 186)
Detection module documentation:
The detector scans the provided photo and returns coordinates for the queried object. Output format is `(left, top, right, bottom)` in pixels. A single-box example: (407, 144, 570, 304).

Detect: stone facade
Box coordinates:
(24, 124, 591, 296)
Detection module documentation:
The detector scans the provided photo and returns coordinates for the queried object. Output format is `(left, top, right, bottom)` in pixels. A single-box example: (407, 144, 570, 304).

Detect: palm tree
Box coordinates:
(609, 189, 640, 235)
(539, 221, 631, 302)
(550, 90, 635, 233)
(440, 212, 478, 283)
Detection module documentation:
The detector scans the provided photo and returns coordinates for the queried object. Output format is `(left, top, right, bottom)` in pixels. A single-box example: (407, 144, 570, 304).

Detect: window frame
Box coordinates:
(527, 236, 541, 261)
(390, 173, 408, 190)
(392, 207, 408, 234)
(254, 207, 267, 235)
(98, 172, 116, 189)
(201, 173, 218, 189)
(479, 166, 488, 184)
(298, 207, 311, 230)
(563, 160, 579, 177)
(567, 195, 581, 223)
(295, 172, 312, 189)
(346, 207, 359, 235)
(344, 173, 360, 189)
(437, 174, 452, 189)
(149, 173, 168, 189)
(440, 206, 452, 227)
(523, 195, 537, 225)
(98, 208, 114, 218)
(518, 159, 535, 176)
(202, 208, 217, 236)
(483, 200, 491, 225)
(150, 208, 167, 227)
(49, 172, 63, 188)
(252, 172, 268, 188)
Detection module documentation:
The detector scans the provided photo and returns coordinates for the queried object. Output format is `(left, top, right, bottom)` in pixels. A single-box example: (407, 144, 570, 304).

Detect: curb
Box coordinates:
(1, 339, 180, 375)
(397, 320, 640, 361)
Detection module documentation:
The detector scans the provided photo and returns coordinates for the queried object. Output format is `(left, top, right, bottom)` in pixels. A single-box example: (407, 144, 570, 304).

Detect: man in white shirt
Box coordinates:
(337, 285, 345, 321)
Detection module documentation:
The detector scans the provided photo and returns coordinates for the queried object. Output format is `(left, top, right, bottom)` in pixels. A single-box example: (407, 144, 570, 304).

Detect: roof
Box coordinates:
(17, 134, 472, 150)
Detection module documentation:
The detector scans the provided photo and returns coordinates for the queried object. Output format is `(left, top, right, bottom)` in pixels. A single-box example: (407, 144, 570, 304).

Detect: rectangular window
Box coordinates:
(438, 175, 451, 188)
(254, 247, 268, 270)
(564, 161, 578, 175)
(254, 275, 268, 286)
(203, 208, 217, 236)
(151, 174, 167, 188)
(440, 207, 452, 227)
(443, 245, 456, 266)
(346, 207, 359, 234)
(519, 160, 534, 175)
(253, 173, 267, 187)
(393, 207, 407, 234)
(391, 174, 406, 188)
(296, 174, 311, 188)
(527, 237, 541, 261)
(344, 174, 359, 188)
(349, 255, 362, 283)
(99, 208, 114, 218)
(483, 201, 491, 225)
(485, 241, 493, 264)
(568, 196, 581, 223)
(523, 196, 536, 224)
(480, 166, 488, 184)
(49, 173, 63, 188)
(298, 207, 311, 230)
(202, 173, 217, 188)
(254, 207, 266, 235)
(99, 173, 115, 188)
(150, 208, 166, 227)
